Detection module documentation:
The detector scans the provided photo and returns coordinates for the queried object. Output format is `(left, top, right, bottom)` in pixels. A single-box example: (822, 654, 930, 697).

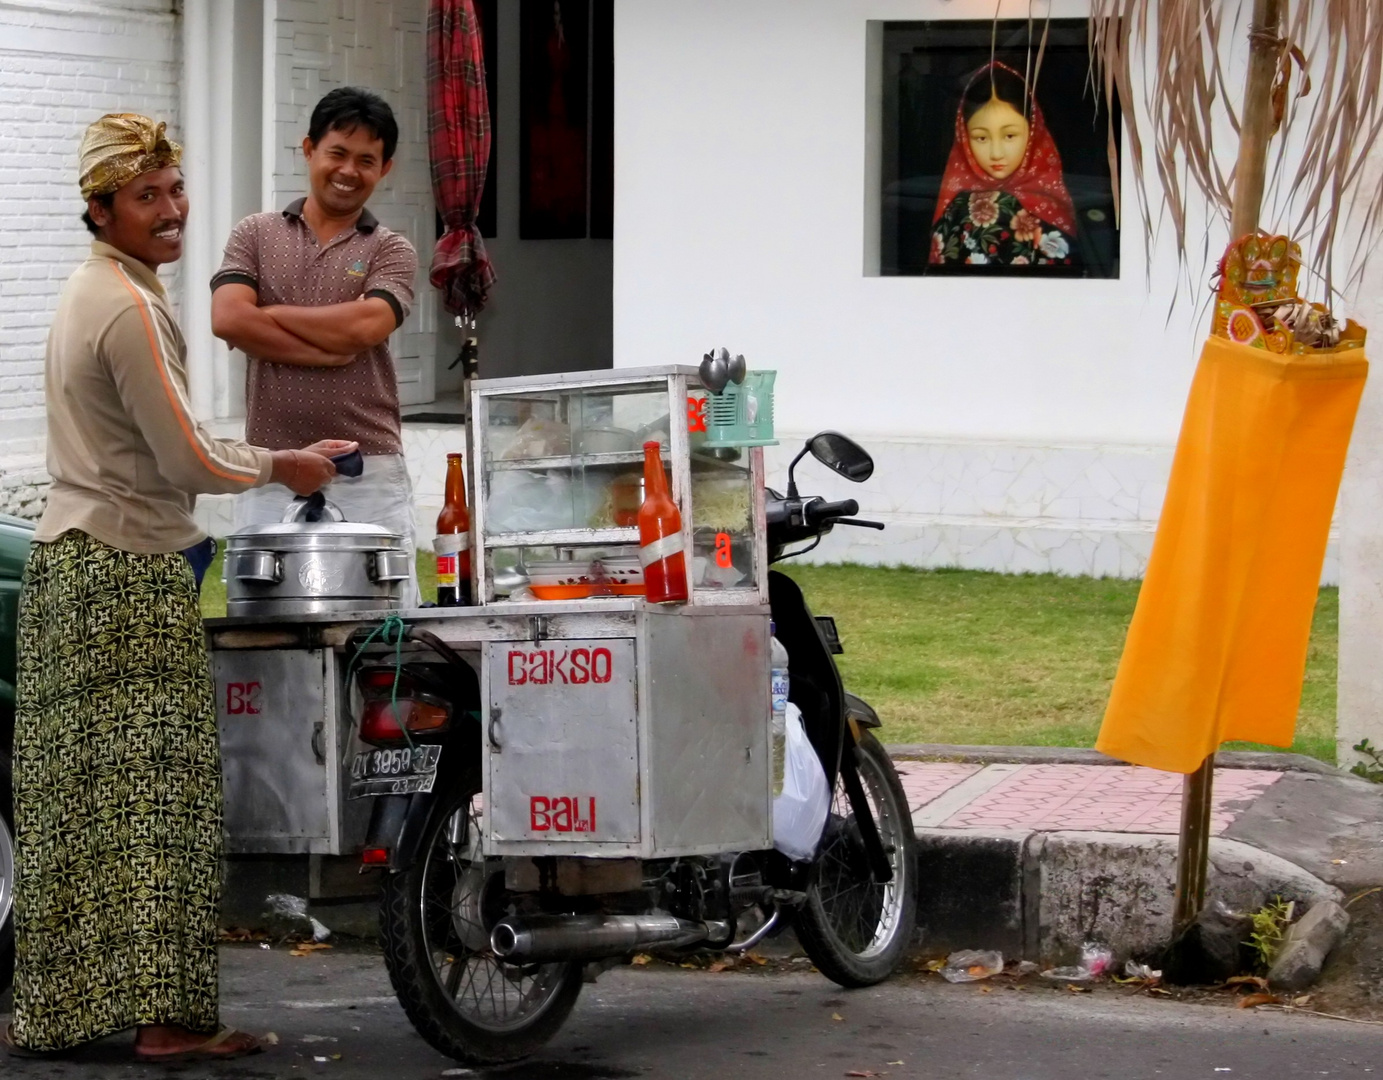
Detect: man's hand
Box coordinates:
(302, 439, 360, 459)
(212, 283, 356, 368)
(268, 441, 359, 496)
(263, 296, 398, 356)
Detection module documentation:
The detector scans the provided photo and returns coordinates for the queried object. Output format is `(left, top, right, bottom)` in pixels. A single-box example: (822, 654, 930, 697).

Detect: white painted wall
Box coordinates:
(0, 0, 181, 519)
(610, 0, 1333, 577)
(435, 0, 613, 390)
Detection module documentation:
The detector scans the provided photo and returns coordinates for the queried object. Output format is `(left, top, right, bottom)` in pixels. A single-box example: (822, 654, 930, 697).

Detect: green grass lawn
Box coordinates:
(779, 564, 1338, 765)
(202, 552, 1338, 764)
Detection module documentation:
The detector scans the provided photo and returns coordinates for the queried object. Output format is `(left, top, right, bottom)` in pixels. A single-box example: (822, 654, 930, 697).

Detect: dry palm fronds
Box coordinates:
(1090, 0, 1383, 297)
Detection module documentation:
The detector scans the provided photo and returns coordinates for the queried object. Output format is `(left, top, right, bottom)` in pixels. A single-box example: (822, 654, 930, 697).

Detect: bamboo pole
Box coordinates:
(1231, 0, 1285, 238)
(1173, 0, 1283, 932)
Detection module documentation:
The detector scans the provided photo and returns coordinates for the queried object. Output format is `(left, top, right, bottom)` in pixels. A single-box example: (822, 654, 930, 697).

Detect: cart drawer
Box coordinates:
(485, 638, 640, 850)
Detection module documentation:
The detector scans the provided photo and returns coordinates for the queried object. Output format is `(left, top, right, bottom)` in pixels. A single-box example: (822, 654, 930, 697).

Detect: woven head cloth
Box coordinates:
(78, 113, 182, 201)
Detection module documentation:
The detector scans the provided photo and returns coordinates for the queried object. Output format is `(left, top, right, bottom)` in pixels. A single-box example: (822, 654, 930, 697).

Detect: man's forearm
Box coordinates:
(263, 298, 396, 356)
(217, 307, 353, 367)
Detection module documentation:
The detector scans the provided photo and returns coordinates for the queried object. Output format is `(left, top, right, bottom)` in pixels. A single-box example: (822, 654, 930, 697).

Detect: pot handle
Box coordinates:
(371, 551, 411, 583)
(230, 550, 282, 585)
(282, 492, 345, 524)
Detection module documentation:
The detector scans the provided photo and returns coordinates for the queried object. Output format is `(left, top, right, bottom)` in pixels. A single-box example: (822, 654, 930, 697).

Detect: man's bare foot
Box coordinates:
(134, 1025, 262, 1062)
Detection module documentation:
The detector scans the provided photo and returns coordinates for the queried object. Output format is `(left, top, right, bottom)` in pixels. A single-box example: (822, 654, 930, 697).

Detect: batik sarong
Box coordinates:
(11, 530, 221, 1051)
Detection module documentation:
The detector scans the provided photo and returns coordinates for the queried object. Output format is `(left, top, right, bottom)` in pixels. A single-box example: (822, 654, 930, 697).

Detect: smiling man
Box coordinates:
(211, 88, 420, 601)
(5, 113, 350, 1063)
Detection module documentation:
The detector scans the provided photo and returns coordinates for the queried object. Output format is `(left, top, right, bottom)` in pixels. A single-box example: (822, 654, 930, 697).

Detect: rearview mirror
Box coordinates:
(808, 431, 874, 483)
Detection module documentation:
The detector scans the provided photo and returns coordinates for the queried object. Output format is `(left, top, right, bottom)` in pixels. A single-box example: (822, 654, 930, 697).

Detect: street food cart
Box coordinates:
(207, 365, 777, 861)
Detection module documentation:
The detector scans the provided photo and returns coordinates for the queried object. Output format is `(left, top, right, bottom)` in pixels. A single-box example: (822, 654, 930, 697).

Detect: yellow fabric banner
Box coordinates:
(1097, 336, 1368, 774)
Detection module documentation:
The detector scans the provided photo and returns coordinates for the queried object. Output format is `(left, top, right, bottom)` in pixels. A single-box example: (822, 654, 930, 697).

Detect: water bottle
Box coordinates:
(770, 622, 789, 796)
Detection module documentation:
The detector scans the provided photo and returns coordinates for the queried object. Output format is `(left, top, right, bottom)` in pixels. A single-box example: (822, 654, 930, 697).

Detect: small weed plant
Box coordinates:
(1350, 738, 1383, 783)
(1248, 898, 1296, 970)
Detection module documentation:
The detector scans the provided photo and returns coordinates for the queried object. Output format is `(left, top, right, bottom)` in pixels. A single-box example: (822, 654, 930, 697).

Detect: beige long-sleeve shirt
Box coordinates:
(36, 242, 273, 554)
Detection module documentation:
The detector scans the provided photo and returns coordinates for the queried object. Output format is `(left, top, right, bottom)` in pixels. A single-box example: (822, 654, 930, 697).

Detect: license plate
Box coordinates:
(348, 744, 443, 799)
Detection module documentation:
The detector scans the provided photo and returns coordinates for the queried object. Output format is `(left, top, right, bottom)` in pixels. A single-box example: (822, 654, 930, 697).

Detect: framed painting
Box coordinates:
(879, 19, 1121, 278)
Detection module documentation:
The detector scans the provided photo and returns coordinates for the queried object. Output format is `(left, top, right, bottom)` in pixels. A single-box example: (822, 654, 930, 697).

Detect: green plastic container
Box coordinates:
(699, 370, 778, 448)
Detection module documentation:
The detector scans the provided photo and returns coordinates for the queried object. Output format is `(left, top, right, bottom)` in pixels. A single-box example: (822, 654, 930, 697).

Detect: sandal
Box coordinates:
(133, 1027, 263, 1064)
(0, 1022, 58, 1059)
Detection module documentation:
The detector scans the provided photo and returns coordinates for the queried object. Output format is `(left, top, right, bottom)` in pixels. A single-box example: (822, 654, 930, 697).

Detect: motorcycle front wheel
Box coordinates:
(379, 769, 583, 1065)
(795, 731, 917, 987)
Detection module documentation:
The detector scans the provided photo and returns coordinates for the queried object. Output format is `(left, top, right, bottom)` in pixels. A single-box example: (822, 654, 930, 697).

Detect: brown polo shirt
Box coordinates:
(211, 198, 417, 454)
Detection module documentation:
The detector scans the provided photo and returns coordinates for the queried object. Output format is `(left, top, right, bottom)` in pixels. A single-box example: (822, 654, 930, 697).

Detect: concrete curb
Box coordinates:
(914, 827, 1342, 966)
(887, 743, 1345, 775)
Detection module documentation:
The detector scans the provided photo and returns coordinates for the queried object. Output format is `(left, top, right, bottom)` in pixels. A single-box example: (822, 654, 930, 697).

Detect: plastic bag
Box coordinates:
(772, 704, 830, 861)
(939, 949, 1004, 983)
(1040, 942, 1113, 982)
(487, 471, 575, 533)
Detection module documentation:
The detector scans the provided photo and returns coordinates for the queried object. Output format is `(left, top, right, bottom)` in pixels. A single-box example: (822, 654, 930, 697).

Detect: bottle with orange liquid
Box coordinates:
(637, 441, 689, 604)
(434, 452, 472, 606)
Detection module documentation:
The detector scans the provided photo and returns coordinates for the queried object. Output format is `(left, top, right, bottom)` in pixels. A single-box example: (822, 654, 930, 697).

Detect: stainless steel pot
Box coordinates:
(225, 497, 409, 617)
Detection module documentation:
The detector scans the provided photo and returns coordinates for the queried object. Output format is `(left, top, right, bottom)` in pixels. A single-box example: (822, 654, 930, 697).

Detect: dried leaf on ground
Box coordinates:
(832, 1012, 844, 1021)
(631, 954, 652, 966)
(744, 952, 769, 966)
(707, 961, 731, 973)
(1225, 975, 1270, 991)
(1066, 984, 1092, 994)
(289, 943, 334, 958)
(1238, 992, 1283, 1009)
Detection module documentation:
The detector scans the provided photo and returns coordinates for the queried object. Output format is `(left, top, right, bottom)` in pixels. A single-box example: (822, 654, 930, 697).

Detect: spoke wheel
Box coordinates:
(795, 731, 917, 987)
(1, 751, 14, 996)
(380, 770, 582, 1064)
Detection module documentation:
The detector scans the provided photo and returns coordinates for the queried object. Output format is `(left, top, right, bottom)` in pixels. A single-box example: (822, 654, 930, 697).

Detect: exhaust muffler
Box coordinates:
(490, 913, 724, 963)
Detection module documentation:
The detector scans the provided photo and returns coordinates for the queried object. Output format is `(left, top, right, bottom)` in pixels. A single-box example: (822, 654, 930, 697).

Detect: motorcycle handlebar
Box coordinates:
(804, 498, 859, 526)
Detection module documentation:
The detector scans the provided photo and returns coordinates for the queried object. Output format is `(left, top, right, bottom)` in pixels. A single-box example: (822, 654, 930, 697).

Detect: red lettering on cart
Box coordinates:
(529, 795, 598, 833)
(506, 647, 616, 686)
(225, 681, 261, 715)
(715, 531, 733, 568)
(687, 396, 708, 433)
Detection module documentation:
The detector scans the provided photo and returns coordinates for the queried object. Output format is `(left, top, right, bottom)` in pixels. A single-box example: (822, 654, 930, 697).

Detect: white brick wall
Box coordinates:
(267, 0, 438, 405)
(0, 0, 181, 519)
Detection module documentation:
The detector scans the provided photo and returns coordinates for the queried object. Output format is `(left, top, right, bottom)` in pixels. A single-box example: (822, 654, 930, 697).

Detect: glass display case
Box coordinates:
(469, 366, 768, 606)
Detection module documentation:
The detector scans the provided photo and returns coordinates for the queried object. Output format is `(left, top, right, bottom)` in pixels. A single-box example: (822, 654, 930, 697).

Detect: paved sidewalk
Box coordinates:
(896, 760, 1281, 833)
(889, 747, 1383, 964)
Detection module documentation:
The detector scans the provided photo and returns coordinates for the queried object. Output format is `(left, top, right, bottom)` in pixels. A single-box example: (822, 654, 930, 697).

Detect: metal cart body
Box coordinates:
(211, 364, 777, 861)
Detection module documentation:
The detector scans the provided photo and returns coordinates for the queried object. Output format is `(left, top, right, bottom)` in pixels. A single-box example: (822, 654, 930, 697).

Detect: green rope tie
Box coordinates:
(347, 613, 416, 752)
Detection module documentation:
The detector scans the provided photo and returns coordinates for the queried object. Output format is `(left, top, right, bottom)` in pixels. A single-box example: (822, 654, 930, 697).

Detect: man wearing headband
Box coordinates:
(3, 113, 355, 1063)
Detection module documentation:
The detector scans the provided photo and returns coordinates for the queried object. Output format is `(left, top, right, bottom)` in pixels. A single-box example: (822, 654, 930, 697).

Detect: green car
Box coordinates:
(1, 511, 34, 992)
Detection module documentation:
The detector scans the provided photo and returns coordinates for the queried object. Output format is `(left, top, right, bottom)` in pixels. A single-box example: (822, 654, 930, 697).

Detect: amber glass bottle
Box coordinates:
(435, 453, 472, 606)
(637, 441, 688, 604)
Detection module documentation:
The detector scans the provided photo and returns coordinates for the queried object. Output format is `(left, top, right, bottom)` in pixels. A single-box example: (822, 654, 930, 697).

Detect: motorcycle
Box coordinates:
(348, 432, 916, 1065)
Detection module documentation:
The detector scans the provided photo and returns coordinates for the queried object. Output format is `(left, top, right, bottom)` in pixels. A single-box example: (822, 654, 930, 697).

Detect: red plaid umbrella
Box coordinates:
(427, 0, 495, 318)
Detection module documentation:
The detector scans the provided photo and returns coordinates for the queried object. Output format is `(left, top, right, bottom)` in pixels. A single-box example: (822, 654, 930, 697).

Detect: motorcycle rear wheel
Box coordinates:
(795, 731, 917, 987)
(379, 769, 583, 1065)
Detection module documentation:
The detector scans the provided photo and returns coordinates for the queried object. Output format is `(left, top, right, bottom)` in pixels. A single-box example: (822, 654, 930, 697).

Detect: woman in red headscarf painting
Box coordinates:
(929, 62, 1078, 268)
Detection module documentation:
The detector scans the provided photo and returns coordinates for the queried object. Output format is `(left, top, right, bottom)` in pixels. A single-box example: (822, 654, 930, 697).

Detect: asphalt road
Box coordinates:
(2, 944, 1381, 1079)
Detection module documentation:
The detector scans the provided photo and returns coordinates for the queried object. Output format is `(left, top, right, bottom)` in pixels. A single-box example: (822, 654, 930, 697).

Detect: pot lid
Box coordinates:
(226, 521, 404, 550)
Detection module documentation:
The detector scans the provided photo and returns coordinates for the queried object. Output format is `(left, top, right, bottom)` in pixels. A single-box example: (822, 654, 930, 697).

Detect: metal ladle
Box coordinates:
(699, 348, 748, 394)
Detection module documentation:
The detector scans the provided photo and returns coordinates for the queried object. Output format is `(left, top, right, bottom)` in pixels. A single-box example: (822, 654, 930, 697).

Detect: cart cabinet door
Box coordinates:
(214, 649, 335, 854)
(485, 639, 640, 849)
